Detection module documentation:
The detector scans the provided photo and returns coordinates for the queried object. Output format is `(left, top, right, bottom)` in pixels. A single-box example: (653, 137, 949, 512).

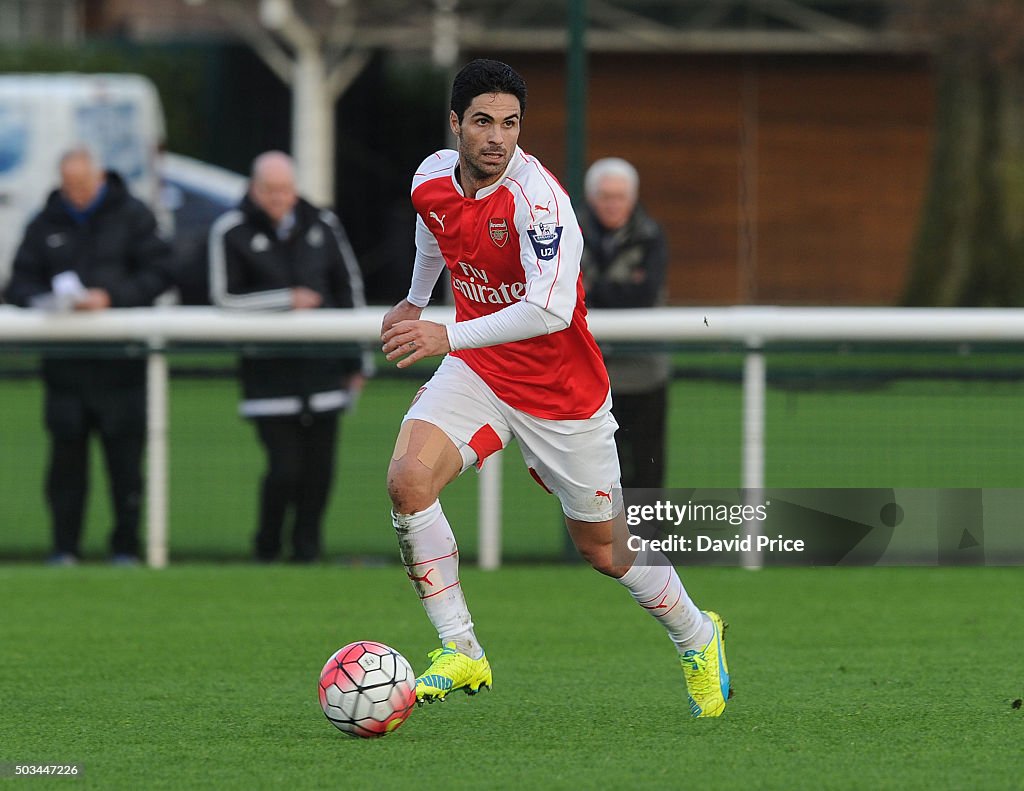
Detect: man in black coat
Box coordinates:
(3, 147, 175, 564)
(208, 151, 367, 563)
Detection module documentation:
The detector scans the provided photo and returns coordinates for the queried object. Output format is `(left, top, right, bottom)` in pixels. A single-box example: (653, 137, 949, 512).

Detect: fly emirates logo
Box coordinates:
(451, 261, 526, 305)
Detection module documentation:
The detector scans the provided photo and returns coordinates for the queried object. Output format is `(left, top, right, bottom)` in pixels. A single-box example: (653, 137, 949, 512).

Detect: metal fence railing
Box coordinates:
(4, 305, 1024, 567)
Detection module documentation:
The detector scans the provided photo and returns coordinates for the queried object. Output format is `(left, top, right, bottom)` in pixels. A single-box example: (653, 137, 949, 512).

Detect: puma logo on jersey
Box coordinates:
(533, 201, 551, 212)
(429, 211, 446, 232)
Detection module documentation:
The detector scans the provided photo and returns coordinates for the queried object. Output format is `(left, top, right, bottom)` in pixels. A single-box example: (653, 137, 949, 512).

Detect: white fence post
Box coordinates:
(478, 450, 502, 570)
(146, 341, 169, 569)
(741, 344, 766, 570)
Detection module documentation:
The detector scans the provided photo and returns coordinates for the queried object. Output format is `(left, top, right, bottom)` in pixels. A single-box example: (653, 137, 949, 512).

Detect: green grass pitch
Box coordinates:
(1, 565, 1021, 790)
(2, 353, 1023, 788)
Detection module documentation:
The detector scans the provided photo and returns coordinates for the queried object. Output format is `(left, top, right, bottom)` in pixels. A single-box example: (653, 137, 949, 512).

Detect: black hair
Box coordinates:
(450, 59, 527, 122)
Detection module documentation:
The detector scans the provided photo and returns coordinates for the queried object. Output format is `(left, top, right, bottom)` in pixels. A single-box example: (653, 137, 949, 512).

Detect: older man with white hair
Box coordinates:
(580, 157, 670, 490)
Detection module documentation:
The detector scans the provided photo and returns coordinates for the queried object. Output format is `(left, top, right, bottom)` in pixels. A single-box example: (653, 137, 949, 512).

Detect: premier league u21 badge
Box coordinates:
(527, 222, 563, 260)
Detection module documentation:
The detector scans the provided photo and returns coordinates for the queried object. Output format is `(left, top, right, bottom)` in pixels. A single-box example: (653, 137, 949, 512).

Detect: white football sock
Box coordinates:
(392, 500, 484, 659)
(617, 546, 713, 651)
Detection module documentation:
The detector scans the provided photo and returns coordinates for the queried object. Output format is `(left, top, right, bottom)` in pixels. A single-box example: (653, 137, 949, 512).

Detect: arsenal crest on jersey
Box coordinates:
(488, 218, 509, 248)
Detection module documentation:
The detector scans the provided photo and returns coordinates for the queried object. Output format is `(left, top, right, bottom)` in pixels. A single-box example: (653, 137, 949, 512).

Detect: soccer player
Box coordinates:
(380, 59, 731, 717)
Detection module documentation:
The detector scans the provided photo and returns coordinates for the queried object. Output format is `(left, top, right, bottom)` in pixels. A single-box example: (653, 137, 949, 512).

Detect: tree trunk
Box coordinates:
(904, 52, 1024, 305)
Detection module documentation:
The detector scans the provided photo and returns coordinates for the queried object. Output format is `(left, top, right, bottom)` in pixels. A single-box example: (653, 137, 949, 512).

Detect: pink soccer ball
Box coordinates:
(318, 641, 416, 738)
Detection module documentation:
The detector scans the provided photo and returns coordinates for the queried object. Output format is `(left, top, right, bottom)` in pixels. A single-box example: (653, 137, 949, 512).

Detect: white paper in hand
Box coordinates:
(42, 270, 89, 311)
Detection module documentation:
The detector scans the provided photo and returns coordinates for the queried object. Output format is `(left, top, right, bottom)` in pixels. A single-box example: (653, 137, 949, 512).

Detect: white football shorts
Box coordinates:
(402, 354, 622, 522)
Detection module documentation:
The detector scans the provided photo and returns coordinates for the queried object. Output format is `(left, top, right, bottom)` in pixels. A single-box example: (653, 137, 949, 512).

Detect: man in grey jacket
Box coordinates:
(580, 157, 670, 490)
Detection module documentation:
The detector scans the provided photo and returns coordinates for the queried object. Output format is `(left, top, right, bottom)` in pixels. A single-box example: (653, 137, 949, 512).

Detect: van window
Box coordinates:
(0, 104, 29, 177)
(74, 101, 147, 182)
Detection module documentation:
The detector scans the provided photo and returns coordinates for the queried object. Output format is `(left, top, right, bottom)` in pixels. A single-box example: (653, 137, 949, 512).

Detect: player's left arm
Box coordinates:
(384, 295, 562, 366)
(444, 184, 581, 351)
(384, 173, 581, 366)
(384, 215, 579, 368)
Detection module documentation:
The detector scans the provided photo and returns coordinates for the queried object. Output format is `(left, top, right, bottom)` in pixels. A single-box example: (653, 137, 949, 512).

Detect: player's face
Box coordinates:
(451, 92, 521, 190)
(589, 174, 636, 231)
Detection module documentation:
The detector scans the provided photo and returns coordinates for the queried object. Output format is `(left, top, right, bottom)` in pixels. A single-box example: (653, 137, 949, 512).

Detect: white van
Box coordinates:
(0, 73, 167, 285)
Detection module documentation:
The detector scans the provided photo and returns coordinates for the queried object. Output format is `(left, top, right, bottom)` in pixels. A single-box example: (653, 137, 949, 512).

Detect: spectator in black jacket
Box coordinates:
(3, 146, 175, 565)
(208, 151, 368, 563)
(580, 157, 670, 490)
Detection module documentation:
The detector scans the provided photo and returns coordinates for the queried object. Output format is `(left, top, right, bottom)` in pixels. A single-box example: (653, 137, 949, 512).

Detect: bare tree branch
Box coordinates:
(206, 0, 294, 84)
(260, 0, 318, 54)
(325, 49, 372, 101)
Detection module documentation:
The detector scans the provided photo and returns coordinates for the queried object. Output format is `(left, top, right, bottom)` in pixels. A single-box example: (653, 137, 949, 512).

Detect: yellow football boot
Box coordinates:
(416, 642, 492, 704)
(680, 611, 731, 718)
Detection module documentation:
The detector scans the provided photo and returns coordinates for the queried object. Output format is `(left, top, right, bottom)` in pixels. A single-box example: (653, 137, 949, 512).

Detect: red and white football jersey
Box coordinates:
(411, 147, 609, 420)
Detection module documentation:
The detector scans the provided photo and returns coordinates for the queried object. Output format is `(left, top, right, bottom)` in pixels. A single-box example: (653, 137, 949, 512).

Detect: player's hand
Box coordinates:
(73, 289, 111, 311)
(381, 320, 450, 368)
(380, 299, 423, 337)
(291, 287, 323, 310)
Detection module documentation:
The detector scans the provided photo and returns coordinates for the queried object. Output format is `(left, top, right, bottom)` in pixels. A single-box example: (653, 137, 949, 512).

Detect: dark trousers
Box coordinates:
(611, 384, 668, 490)
(253, 413, 340, 562)
(44, 385, 145, 558)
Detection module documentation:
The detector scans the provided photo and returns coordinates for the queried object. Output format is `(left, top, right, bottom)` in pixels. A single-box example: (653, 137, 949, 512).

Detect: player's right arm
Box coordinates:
(381, 214, 445, 334)
(380, 299, 423, 336)
(381, 214, 449, 365)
